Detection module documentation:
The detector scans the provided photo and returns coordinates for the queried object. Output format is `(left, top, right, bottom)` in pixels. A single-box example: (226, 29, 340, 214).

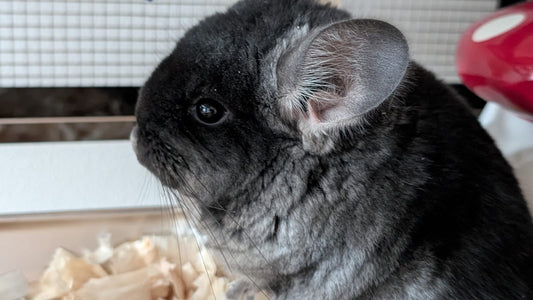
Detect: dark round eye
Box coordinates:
(194, 98, 227, 125)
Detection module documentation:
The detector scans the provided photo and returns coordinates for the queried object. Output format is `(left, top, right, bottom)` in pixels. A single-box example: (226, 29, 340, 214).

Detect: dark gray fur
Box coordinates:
(133, 0, 533, 299)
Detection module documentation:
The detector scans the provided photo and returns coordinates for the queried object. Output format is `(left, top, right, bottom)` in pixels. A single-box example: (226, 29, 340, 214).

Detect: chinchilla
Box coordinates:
(132, 0, 533, 299)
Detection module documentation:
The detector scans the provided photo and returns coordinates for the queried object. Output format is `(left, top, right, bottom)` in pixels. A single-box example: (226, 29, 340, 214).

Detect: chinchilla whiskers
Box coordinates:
(184, 170, 277, 271)
(167, 186, 271, 299)
(166, 187, 273, 300)
(161, 186, 218, 300)
(135, 171, 150, 206)
(156, 184, 185, 279)
(161, 141, 272, 266)
(157, 138, 274, 297)
(167, 185, 232, 271)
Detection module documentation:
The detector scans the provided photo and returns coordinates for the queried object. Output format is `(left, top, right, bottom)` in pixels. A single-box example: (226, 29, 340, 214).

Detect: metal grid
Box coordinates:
(343, 0, 497, 82)
(0, 0, 497, 87)
(0, 0, 235, 87)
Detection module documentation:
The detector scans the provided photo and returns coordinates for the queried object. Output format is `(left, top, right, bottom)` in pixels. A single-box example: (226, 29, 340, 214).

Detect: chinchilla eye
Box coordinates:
(193, 98, 227, 125)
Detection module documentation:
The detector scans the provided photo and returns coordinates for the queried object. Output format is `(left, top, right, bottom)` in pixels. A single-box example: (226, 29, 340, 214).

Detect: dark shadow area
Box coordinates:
(0, 87, 138, 118)
(0, 85, 487, 142)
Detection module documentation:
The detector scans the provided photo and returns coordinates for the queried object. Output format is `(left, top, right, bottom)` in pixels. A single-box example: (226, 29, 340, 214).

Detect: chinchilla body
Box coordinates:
(133, 0, 533, 299)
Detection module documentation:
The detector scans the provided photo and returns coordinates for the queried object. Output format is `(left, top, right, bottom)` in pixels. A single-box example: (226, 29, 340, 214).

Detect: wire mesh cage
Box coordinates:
(343, 0, 497, 82)
(0, 0, 497, 87)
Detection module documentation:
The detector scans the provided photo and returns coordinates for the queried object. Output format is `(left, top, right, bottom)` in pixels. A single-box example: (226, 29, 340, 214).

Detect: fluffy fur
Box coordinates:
(133, 0, 533, 299)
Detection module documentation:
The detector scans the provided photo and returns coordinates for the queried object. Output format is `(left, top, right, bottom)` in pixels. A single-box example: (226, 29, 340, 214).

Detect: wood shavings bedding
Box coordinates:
(31, 233, 232, 300)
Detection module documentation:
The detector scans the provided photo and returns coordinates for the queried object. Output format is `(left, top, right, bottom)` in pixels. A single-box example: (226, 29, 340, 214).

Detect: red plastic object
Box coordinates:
(456, 2, 533, 121)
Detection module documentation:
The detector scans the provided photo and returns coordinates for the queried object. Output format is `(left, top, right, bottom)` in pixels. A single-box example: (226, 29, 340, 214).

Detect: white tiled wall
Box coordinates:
(0, 0, 497, 86)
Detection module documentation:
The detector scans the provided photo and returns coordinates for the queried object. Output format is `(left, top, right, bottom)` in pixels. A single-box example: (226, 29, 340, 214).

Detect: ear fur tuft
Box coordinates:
(277, 19, 409, 131)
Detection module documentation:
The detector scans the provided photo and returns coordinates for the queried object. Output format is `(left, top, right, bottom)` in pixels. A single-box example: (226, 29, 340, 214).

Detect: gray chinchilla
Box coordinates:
(132, 0, 533, 299)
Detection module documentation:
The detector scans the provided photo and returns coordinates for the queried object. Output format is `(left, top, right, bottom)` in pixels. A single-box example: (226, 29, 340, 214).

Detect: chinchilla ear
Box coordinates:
(277, 19, 409, 132)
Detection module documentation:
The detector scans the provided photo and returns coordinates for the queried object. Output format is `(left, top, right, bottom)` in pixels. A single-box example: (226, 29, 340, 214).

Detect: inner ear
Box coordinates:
(277, 19, 409, 126)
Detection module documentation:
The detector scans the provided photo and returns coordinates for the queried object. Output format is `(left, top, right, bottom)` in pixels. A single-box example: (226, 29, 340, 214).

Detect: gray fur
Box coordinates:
(133, 0, 533, 299)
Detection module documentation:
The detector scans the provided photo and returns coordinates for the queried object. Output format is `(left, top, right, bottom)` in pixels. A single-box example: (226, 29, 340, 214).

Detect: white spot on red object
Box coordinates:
(472, 13, 525, 42)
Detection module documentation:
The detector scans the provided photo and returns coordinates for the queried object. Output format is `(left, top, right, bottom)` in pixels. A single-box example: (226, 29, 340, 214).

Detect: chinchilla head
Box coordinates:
(134, 0, 408, 200)
(133, 0, 409, 292)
